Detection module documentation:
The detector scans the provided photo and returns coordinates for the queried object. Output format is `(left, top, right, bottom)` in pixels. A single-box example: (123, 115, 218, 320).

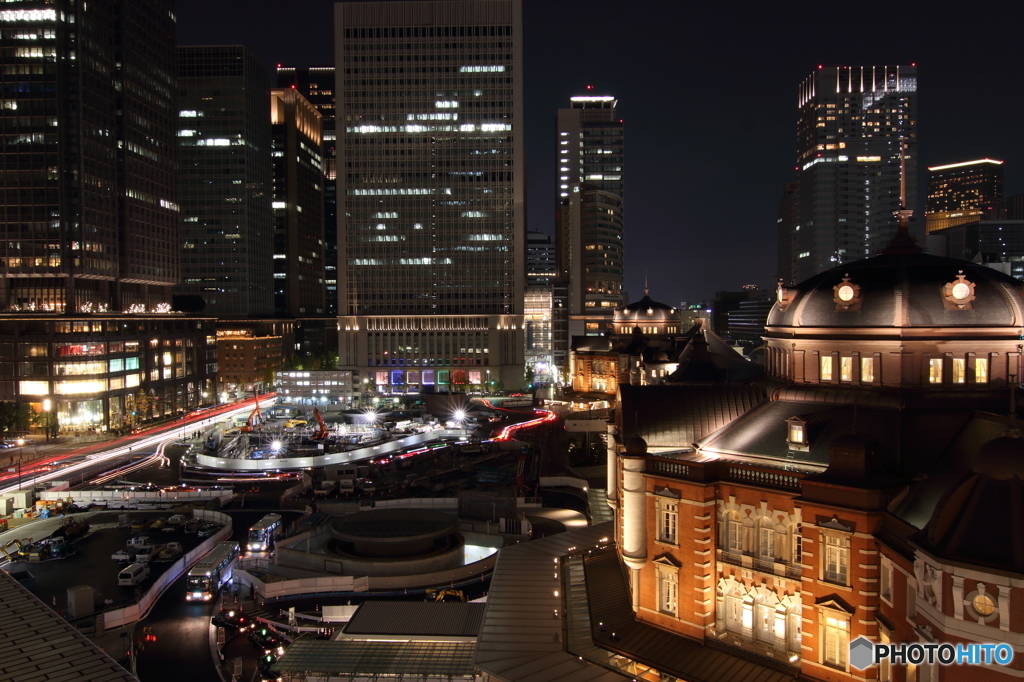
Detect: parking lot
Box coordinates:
(4, 510, 218, 616)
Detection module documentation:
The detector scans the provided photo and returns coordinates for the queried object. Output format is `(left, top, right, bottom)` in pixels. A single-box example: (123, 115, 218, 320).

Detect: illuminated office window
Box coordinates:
(820, 355, 833, 381)
(840, 356, 853, 382)
(929, 358, 943, 384)
(952, 358, 966, 384)
(861, 357, 874, 383)
(975, 357, 988, 383)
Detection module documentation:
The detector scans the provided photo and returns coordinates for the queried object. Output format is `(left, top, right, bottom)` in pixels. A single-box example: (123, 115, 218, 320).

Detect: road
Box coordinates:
(0, 395, 276, 495)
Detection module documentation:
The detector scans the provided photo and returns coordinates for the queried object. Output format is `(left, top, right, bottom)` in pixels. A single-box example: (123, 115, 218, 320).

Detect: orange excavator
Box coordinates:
(311, 408, 329, 440)
(240, 392, 263, 433)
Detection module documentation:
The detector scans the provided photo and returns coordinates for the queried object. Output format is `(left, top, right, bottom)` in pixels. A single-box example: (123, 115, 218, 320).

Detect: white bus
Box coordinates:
(247, 513, 283, 553)
(185, 541, 240, 601)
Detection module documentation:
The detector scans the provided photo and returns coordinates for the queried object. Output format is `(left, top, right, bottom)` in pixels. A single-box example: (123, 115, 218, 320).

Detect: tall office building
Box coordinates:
(176, 46, 274, 317)
(526, 230, 555, 286)
(0, 2, 180, 313)
(781, 65, 917, 284)
(270, 87, 325, 317)
(334, 0, 525, 392)
(554, 93, 625, 339)
(0, 2, 216, 430)
(925, 158, 1004, 234)
(276, 66, 339, 315)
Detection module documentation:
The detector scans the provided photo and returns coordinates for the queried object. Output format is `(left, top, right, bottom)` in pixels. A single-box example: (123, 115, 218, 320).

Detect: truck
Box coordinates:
(355, 478, 375, 493)
(156, 542, 183, 562)
(337, 479, 355, 494)
(112, 548, 136, 563)
(315, 480, 336, 497)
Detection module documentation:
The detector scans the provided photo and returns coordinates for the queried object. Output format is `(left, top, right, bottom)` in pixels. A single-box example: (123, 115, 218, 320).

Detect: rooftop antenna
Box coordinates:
(879, 137, 922, 255)
(644, 271, 649, 297)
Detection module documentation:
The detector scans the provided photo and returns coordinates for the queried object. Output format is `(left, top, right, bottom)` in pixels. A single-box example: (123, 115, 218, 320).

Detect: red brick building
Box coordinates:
(608, 240, 1024, 681)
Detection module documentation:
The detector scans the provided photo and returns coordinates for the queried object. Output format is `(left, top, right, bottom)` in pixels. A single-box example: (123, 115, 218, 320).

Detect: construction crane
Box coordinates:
(0, 538, 29, 562)
(240, 391, 263, 434)
(425, 588, 465, 602)
(311, 408, 329, 440)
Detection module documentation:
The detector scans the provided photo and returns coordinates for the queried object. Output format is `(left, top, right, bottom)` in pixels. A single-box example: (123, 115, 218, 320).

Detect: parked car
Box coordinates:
(149, 519, 165, 531)
(183, 519, 200, 534)
(155, 542, 182, 562)
(249, 627, 282, 651)
(197, 523, 221, 538)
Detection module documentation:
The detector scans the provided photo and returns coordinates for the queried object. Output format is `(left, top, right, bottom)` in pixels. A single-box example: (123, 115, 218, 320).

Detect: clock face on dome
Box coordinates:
(837, 285, 855, 302)
(951, 282, 971, 300)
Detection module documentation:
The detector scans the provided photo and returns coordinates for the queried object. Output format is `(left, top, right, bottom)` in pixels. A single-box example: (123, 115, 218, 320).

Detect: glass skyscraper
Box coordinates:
(176, 46, 274, 317)
(925, 158, 1004, 234)
(555, 93, 625, 337)
(781, 65, 918, 284)
(334, 0, 525, 392)
(276, 66, 339, 316)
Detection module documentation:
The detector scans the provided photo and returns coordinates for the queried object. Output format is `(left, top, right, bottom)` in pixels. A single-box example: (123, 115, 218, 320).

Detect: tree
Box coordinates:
(31, 410, 59, 439)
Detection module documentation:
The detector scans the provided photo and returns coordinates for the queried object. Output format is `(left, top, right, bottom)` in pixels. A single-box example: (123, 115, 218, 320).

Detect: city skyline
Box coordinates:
(176, 0, 1024, 305)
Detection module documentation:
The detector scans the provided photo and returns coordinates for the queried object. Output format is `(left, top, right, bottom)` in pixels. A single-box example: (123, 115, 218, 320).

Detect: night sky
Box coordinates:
(176, 0, 1024, 306)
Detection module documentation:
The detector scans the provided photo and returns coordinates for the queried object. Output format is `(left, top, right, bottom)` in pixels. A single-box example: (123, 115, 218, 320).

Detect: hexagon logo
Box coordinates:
(849, 636, 875, 670)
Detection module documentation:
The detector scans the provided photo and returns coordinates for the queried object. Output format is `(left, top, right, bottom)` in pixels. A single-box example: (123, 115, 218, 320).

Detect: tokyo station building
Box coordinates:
(602, 233, 1024, 681)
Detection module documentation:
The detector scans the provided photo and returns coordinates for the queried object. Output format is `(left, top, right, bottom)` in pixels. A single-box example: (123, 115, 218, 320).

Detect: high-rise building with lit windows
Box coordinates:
(0, 2, 217, 432)
(925, 158, 1004, 234)
(554, 93, 625, 341)
(270, 87, 325, 317)
(176, 46, 274, 317)
(781, 65, 918, 284)
(334, 0, 525, 392)
(276, 66, 339, 316)
(0, 1, 180, 314)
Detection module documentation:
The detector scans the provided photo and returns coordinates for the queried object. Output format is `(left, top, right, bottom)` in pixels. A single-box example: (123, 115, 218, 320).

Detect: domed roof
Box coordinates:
(615, 294, 679, 323)
(623, 435, 648, 455)
(972, 431, 1024, 480)
(767, 252, 1024, 329)
(923, 432, 1024, 572)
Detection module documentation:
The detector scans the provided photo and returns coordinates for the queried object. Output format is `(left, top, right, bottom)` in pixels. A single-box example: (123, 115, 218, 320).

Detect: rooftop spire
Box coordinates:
(879, 138, 922, 255)
(644, 271, 649, 297)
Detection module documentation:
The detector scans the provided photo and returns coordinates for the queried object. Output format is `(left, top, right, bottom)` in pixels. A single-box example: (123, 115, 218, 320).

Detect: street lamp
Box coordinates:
(42, 399, 53, 443)
(15, 438, 24, 490)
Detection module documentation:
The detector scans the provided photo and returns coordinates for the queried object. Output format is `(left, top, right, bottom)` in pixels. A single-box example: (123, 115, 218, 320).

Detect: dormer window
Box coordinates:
(788, 422, 806, 445)
(942, 271, 976, 310)
(832, 275, 862, 311)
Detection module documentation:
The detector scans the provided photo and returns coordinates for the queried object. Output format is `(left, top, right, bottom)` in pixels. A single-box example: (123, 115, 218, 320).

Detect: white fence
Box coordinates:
(371, 497, 458, 510)
(233, 568, 369, 600)
(39, 489, 233, 507)
(195, 429, 467, 471)
(539, 476, 589, 490)
(102, 509, 232, 630)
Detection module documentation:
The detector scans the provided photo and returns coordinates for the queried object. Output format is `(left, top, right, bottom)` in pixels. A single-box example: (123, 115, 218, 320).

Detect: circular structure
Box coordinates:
(330, 508, 458, 558)
(768, 253, 1024, 329)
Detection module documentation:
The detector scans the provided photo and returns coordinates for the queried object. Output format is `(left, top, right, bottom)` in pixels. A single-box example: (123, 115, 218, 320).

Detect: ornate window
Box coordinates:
(820, 355, 833, 381)
(758, 524, 776, 562)
(656, 495, 679, 545)
(976, 357, 989, 383)
(840, 356, 853, 382)
(928, 358, 943, 384)
(965, 583, 999, 624)
(832, 275, 862, 311)
(725, 511, 744, 553)
(823, 533, 849, 585)
(823, 613, 849, 669)
(942, 271, 976, 309)
(654, 555, 681, 617)
(953, 357, 966, 384)
(861, 357, 875, 383)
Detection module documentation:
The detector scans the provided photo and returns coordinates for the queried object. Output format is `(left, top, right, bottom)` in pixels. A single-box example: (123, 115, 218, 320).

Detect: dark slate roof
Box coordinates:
(583, 547, 795, 682)
(618, 384, 766, 449)
(667, 329, 763, 384)
(0, 570, 139, 682)
(615, 294, 678, 322)
(344, 601, 486, 638)
(768, 252, 1024, 328)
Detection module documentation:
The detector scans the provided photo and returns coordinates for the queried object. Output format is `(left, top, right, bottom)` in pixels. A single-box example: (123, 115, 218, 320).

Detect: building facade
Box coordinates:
(216, 327, 283, 399)
(277, 369, 355, 404)
(925, 159, 1004, 235)
(927, 219, 1024, 280)
(555, 93, 626, 337)
(270, 87, 326, 317)
(781, 66, 917, 284)
(609, 237, 1024, 682)
(176, 46, 274, 317)
(0, 1, 180, 314)
(276, 66, 339, 316)
(0, 2, 221, 432)
(334, 0, 526, 390)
